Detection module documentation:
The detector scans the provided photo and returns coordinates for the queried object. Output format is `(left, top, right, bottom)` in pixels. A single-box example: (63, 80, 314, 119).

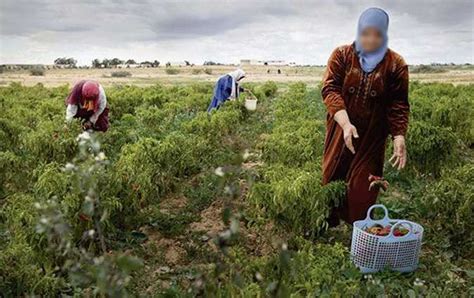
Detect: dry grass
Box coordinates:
(0, 65, 472, 87)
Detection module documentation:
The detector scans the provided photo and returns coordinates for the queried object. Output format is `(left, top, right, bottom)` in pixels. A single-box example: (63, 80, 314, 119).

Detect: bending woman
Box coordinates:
(207, 69, 246, 112)
(65, 80, 109, 132)
(321, 8, 409, 225)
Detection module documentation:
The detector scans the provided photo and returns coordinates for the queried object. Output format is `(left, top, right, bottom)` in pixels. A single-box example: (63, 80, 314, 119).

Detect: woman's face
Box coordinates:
(359, 27, 384, 52)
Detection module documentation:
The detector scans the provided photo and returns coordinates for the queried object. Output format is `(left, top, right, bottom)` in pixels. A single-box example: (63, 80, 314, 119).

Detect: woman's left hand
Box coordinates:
(82, 121, 93, 130)
(390, 135, 407, 170)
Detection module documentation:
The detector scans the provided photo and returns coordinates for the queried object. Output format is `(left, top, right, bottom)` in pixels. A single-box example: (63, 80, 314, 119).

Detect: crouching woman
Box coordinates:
(321, 8, 410, 225)
(65, 80, 109, 132)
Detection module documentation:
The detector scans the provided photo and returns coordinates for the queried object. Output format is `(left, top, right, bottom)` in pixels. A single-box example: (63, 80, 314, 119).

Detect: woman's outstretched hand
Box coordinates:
(342, 123, 359, 154)
(390, 135, 407, 170)
(334, 110, 359, 154)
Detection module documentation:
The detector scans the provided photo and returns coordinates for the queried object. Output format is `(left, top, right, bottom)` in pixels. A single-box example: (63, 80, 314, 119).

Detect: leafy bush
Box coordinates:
(30, 68, 45, 76)
(414, 164, 473, 257)
(406, 120, 457, 175)
(410, 65, 447, 73)
(261, 119, 324, 166)
(111, 71, 132, 77)
(204, 68, 213, 75)
(183, 109, 242, 140)
(115, 133, 209, 207)
(22, 115, 79, 164)
(165, 68, 180, 75)
(258, 81, 278, 98)
(250, 164, 345, 236)
(410, 83, 474, 146)
(251, 83, 345, 235)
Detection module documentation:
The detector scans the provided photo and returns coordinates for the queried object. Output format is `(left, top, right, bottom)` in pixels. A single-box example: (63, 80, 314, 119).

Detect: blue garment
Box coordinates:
(207, 75, 234, 112)
(355, 7, 389, 73)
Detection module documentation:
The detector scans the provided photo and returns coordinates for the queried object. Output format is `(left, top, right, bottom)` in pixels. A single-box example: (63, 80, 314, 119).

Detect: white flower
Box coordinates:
(219, 230, 232, 240)
(85, 195, 93, 202)
(255, 272, 263, 281)
(95, 152, 106, 161)
(87, 229, 95, 237)
(77, 131, 91, 141)
(194, 279, 203, 288)
(64, 163, 75, 171)
(93, 256, 104, 264)
(214, 167, 225, 177)
(230, 219, 239, 234)
(34, 202, 41, 209)
(281, 243, 288, 251)
(243, 150, 251, 160)
(414, 278, 425, 287)
(40, 217, 49, 224)
(91, 141, 100, 152)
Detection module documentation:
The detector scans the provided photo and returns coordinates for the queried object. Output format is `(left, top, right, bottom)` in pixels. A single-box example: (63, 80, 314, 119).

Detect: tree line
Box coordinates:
(91, 58, 160, 68)
(53, 57, 225, 68)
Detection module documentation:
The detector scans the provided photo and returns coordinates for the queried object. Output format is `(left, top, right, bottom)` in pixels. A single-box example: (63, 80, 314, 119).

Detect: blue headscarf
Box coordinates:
(355, 7, 389, 73)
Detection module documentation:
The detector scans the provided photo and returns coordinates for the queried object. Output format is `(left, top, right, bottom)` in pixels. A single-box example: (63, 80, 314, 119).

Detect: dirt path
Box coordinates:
(127, 92, 288, 294)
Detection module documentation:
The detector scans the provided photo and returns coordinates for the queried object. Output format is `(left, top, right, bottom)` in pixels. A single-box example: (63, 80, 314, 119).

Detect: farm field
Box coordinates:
(1, 65, 473, 87)
(0, 79, 473, 296)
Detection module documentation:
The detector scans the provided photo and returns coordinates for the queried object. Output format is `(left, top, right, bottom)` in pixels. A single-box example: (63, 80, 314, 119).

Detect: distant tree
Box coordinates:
(125, 59, 137, 65)
(102, 59, 111, 68)
(66, 58, 77, 67)
(92, 59, 102, 68)
(54, 57, 66, 65)
(166, 62, 171, 67)
(184, 60, 191, 66)
(110, 58, 124, 67)
(54, 57, 77, 68)
(203, 61, 221, 66)
(152, 60, 160, 67)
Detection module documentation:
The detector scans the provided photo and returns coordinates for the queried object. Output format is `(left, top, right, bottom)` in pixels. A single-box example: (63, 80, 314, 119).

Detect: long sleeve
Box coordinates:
(223, 76, 233, 100)
(89, 85, 107, 124)
(386, 58, 410, 137)
(321, 47, 347, 117)
(66, 104, 78, 122)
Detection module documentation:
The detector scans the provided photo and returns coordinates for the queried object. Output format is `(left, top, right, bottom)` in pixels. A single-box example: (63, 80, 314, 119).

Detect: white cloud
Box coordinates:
(0, 0, 472, 65)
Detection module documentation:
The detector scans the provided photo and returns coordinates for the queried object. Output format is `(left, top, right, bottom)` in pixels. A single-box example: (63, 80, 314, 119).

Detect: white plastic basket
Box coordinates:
(244, 99, 257, 111)
(244, 90, 258, 111)
(351, 204, 423, 273)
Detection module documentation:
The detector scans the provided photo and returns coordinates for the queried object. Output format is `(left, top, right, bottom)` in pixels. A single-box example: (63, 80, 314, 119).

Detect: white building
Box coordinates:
(240, 59, 287, 66)
(168, 61, 188, 67)
(117, 64, 141, 68)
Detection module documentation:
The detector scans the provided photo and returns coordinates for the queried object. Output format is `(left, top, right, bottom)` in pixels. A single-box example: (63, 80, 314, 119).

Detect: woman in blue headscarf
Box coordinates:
(321, 8, 410, 224)
(207, 69, 246, 112)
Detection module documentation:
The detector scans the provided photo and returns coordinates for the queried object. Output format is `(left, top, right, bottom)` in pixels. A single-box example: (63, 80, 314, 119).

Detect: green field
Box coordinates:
(0, 81, 472, 296)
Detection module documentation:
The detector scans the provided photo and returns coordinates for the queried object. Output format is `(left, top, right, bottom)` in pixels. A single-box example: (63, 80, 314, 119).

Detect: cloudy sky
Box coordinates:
(0, 0, 472, 66)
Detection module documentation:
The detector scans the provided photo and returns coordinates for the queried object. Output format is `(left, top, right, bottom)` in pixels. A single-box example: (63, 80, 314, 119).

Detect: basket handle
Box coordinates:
(389, 221, 414, 238)
(245, 89, 258, 100)
(365, 204, 390, 221)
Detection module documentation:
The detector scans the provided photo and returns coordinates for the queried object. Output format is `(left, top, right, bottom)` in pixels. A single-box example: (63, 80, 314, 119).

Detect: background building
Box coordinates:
(240, 59, 287, 66)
